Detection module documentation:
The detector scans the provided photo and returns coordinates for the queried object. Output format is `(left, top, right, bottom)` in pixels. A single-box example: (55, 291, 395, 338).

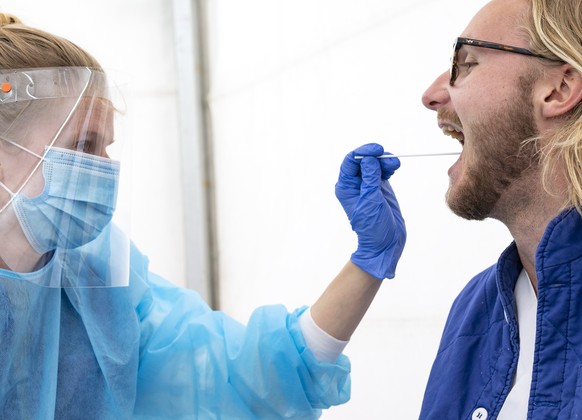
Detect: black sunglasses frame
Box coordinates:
(449, 37, 550, 86)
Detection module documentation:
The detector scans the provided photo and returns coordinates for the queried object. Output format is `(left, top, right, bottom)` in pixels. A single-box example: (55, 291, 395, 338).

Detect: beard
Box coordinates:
(444, 76, 540, 221)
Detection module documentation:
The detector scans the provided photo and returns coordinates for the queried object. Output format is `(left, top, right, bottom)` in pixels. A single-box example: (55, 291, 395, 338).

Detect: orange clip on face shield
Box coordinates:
(0, 67, 130, 287)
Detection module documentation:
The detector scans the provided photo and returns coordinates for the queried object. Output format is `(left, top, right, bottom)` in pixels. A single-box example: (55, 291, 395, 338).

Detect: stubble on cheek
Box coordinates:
(445, 77, 540, 220)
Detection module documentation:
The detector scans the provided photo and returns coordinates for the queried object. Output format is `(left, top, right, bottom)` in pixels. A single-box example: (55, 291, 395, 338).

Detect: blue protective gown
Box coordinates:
(0, 238, 350, 419)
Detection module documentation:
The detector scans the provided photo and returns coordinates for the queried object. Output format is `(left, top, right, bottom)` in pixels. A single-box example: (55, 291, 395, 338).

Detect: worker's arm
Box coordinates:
(311, 143, 406, 341)
(311, 261, 381, 341)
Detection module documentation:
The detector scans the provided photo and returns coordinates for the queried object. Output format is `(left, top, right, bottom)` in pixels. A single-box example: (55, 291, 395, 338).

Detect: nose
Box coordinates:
(421, 70, 450, 111)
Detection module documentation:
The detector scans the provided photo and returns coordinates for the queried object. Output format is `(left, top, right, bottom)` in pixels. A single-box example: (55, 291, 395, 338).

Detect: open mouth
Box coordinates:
(440, 124, 465, 147)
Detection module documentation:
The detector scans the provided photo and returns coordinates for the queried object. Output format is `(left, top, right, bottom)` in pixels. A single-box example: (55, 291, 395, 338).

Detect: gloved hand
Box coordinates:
(335, 143, 406, 279)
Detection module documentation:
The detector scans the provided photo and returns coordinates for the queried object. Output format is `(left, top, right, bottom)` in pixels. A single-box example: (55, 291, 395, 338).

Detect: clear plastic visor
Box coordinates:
(0, 67, 130, 287)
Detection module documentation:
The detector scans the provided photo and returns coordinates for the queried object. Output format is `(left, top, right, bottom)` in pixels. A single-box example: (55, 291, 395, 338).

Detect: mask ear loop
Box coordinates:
(0, 134, 44, 210)
(0, 159, 15, 201)
(0, 174, 15, 199)
(0, 137, 43, 160)
(0, 182, 14, 197)
(0, 67, 93, 214)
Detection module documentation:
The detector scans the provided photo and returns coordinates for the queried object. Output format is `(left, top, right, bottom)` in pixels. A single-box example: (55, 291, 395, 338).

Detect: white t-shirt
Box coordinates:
(497, 269, 537, 419)
(300, 269, 538, 416)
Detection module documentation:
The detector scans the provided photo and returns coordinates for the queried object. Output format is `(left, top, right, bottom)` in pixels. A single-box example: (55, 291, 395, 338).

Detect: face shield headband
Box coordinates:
(0, 67, 130, 288)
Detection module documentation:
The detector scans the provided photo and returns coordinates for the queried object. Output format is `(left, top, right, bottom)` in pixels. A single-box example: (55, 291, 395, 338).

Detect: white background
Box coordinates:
(1, 1, 512, 418)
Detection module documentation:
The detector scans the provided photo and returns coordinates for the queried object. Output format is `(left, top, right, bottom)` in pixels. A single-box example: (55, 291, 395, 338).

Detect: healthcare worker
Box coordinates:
(0, 14, 405, 419)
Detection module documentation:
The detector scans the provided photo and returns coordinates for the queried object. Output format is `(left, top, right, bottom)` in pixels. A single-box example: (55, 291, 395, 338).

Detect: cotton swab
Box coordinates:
(354, 152, 460, 159)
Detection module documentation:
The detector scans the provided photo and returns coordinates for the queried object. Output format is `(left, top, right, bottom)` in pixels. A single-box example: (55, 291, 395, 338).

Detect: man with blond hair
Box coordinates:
(419, 0, 582, 418)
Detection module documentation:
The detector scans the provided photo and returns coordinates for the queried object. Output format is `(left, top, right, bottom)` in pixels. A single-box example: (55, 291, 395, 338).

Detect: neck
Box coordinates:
(0, 255, 9, 270)
(492, 171, 566, 292)
(507, 210, 556, 293)
(0, 212, 45, 273)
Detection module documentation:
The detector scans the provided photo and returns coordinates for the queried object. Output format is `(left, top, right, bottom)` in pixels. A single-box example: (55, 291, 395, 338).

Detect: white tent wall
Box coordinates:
(0, 0, 513, 418)
(207, 1, 502, 417)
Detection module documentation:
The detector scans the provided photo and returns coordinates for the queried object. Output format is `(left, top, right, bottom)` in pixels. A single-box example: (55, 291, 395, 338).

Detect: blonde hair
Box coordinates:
(0, 14, 107, 143)
(0, 13, 101, 69)
(523, 0, 582, 210)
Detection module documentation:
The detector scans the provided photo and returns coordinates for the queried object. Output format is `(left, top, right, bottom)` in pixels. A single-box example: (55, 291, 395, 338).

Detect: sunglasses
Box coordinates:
(449, 37, 552, 86)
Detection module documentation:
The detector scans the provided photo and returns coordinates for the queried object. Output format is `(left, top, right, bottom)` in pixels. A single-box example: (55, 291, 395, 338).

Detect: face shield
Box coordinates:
(0, 67, 130, 287)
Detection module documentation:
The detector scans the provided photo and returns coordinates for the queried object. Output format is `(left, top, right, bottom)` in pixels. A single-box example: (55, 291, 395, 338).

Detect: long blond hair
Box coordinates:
(523, 0, 582, 210)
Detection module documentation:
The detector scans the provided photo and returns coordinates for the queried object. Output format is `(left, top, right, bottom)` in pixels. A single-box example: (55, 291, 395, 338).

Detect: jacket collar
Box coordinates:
(536, 208, 582, 272)
(495, 208, 582, 314)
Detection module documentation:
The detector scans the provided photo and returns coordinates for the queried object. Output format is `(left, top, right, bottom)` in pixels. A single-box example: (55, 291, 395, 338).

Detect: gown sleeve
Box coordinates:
(129, 245, 351, 419)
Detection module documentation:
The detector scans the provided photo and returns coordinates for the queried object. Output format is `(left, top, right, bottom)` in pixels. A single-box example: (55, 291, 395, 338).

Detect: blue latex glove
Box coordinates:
(335, 143, 406, 279)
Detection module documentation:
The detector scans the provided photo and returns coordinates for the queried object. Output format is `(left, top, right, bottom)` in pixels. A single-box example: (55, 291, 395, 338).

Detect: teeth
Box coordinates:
(441, 125, 464, 144)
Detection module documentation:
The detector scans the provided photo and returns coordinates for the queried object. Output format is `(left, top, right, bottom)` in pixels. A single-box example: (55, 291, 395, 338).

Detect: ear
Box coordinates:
(540, 64, 582, 118)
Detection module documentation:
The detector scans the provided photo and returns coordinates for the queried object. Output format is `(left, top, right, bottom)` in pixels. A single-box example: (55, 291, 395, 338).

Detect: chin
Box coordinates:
(445, 182, 492, 221)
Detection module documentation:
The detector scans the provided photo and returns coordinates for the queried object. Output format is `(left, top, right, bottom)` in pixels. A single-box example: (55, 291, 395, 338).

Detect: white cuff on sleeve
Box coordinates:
(298, 308, 349, 363)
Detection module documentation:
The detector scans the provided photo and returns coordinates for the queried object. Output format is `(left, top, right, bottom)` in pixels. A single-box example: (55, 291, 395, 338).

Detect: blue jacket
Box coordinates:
(420, 209, 582, 419)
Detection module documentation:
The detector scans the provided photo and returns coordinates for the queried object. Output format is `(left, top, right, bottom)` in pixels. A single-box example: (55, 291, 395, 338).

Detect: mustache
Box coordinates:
(437, 109, 462, 127)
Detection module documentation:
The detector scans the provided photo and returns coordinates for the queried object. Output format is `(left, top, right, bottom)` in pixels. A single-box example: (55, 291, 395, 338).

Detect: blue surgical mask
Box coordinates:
(8, 147, 120, 254)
